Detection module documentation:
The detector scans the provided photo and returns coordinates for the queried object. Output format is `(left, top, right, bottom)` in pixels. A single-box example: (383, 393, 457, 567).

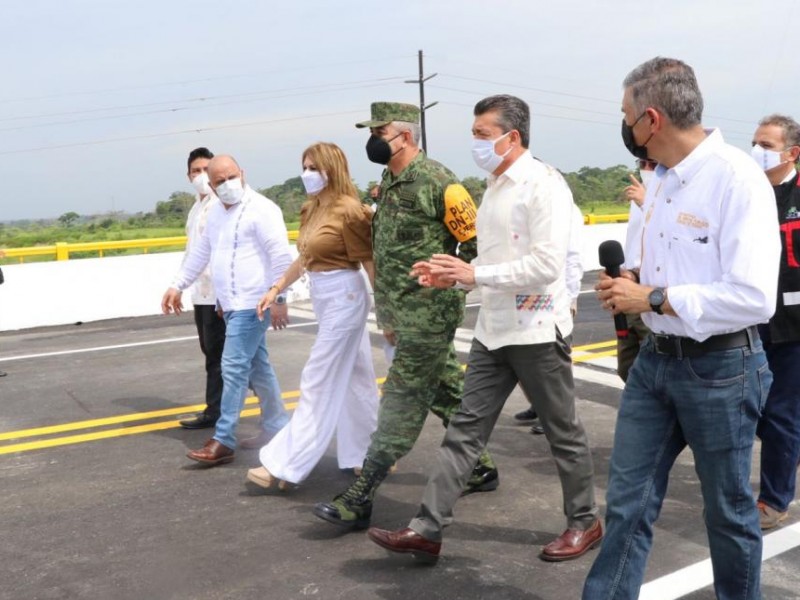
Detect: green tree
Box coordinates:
(155, 191, 195, 224)
(58, 211, 80, 227)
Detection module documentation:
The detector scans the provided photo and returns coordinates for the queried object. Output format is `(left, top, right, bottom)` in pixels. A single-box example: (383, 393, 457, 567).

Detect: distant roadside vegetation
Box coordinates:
(0, 164, 633, 259)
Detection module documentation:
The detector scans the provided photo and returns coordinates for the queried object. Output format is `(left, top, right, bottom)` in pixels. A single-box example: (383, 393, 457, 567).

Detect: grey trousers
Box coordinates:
(409, 333, 598, 542)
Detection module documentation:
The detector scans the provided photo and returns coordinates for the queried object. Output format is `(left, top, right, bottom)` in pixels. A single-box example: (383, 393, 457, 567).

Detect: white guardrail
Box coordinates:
(0, 224, 627, 332)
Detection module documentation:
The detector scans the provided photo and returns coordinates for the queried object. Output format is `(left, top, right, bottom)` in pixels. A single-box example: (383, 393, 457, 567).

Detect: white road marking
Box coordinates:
(639, 521, 800, 599)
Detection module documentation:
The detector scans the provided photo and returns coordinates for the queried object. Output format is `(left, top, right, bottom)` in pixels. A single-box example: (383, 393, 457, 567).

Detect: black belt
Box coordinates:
(651, 327, 758, 359)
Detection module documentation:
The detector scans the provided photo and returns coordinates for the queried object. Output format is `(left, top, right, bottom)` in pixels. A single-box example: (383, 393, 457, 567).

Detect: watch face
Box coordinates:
(649, 288, 665, 306)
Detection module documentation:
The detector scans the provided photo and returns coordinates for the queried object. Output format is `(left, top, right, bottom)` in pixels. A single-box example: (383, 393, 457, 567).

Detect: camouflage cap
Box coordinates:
(355, 102, 420, 128)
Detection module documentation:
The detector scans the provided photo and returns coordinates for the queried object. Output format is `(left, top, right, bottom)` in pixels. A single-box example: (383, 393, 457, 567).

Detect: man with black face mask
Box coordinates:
(313, 102, 498, 531)
(586, 57, 780, 600)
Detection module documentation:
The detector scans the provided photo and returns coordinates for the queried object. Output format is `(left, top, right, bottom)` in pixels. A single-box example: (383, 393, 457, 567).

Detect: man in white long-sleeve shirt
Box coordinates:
(162, 155, 293, 466)
(587, 56, 780, 600)
(176, 147, 226, 430)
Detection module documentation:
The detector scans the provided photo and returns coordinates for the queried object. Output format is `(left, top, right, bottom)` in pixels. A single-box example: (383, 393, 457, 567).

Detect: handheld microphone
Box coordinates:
(598, 240, 629, 339)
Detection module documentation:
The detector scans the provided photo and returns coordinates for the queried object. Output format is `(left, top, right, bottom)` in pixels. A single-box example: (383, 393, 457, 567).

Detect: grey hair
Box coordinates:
(623, 57, 703, 129)
(391, 121, 421, 145)
(473, 95, 530, 148)
(758, 114, 800, 159)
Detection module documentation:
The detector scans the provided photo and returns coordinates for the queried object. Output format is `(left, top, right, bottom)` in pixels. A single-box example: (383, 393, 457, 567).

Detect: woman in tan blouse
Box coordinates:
(248, 142, 379, 489)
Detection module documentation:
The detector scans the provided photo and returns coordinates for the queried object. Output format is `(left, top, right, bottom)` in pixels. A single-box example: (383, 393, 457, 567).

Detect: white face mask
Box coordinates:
(215, 177, 245, 205)
(191, 172, 211, 196)
(751, 144, 784, 171)
(639, 170, 654, 188)
(471, 131, 512, 173)
(301, 169, 327, 195)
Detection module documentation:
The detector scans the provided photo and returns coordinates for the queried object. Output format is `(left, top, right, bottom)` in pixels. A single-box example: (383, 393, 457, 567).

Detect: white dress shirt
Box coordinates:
(183, 194, 219, 306)
(624, 200, 645, 271)
(172, 185, 293, 312)
(473, 152, 573, 350)
(565, 203, 584, 305)
(640, 129, 780, 340)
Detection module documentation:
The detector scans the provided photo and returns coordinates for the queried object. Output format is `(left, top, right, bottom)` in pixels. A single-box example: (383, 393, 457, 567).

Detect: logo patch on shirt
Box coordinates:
(443, 184, 477, 242)
(676, 212, 709, 229)
(786, 207, 800, 221)
(516, 294, 554, 312)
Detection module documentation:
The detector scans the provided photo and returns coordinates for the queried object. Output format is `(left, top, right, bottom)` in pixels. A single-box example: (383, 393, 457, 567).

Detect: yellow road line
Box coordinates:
(0, 390, 300, 442)
(0, 341, 616, 456)
(0, 404, 295, 455)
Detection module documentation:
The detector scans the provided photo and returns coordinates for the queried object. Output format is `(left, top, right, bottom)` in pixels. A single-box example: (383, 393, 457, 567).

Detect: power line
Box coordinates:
(438, 72, 760, 125)
(0, 76, 408, 123)
(430, 84, 620, 119)
(0, 109, 366, 156)
(0, 55, 415, 105)
(0, 81, 403, 133)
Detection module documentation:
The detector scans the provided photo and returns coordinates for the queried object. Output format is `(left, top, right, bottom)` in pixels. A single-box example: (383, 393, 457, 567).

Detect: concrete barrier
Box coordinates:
(0, 224, 628, 332)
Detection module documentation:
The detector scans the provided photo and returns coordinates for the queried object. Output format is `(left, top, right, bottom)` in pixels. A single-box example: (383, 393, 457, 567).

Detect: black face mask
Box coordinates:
(621, 111, 653, 160)
(366, 132, 403, 165)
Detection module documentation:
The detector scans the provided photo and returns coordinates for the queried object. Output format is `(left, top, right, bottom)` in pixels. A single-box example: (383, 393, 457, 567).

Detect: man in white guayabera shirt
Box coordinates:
(175, 147, 226, 431)
(162, 155, 293, 467)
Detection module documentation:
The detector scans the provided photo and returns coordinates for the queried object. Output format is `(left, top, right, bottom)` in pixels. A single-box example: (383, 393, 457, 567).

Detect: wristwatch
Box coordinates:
(275, 295, 286, 305)
(648, 287, 666, 315)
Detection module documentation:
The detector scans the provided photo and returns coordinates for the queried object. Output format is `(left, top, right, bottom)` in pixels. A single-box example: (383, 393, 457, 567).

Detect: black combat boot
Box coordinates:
(461, 463, 500, 496)
(313, 461, 390, 530)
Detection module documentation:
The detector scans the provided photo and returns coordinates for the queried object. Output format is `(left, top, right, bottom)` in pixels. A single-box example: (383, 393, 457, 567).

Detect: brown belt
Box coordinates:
(651, 327, 758, 359)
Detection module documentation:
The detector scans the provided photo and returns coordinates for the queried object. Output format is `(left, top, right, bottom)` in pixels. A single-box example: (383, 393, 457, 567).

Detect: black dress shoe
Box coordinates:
(514, 407, 538, 422)
(462, 465, 499, 496)
(179, 413, 218, 430)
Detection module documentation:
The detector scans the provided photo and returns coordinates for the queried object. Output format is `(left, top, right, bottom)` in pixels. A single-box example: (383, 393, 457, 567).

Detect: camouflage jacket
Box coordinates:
(373, 151, 478, 333)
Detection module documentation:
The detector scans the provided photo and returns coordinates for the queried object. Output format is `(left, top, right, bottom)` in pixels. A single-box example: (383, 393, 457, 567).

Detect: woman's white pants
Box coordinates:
(259, 269, 379, 484)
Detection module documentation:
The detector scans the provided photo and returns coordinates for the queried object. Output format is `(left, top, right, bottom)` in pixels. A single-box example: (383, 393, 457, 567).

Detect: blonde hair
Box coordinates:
(301, 142, 359, 200)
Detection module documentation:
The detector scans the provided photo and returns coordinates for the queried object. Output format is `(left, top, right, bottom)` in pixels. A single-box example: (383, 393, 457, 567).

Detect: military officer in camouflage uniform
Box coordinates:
(313, 102, 498, 530)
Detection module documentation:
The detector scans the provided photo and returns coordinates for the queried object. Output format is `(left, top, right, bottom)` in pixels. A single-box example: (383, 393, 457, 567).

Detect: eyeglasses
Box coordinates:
(636, 159, 657, 170)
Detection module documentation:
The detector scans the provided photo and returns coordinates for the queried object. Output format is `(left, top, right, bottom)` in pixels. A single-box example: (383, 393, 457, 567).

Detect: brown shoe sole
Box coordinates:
(539, 536, 602, 562)
(186, 452, 234, 466)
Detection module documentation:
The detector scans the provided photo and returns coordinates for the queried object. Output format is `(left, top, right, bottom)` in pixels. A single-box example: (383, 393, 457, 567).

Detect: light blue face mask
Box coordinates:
(751, 144, 785, 172)
(471, 131, 512, 173)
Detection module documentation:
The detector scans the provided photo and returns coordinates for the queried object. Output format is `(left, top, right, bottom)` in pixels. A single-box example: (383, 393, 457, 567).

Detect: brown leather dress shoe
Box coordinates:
(187, 439, 234, 466)
(239, 430, 273, 450)
(367, 527, 441, 564)
(539, 519, 603, 562)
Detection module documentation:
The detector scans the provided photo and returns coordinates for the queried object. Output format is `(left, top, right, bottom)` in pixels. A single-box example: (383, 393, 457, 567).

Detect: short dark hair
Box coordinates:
(474, 95, 530, 148)
(758, 114, 800, 159)
(187, 147, 214, 172)
(623, 57, 703, 130)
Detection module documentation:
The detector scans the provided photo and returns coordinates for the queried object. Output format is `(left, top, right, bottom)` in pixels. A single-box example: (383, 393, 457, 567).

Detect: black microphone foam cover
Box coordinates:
(598, 240, 625, 270)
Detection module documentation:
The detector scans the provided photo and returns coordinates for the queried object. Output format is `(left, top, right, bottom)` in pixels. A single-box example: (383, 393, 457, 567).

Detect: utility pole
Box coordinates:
(405, 50, 438, 153)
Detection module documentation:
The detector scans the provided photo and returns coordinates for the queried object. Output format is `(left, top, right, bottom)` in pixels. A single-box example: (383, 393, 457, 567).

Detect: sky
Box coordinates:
(1, 0, 798, 221)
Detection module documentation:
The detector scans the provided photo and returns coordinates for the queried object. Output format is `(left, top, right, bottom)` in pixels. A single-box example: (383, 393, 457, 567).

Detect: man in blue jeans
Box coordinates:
(162, 154, 293, 466)
(588, 57, 780, 599)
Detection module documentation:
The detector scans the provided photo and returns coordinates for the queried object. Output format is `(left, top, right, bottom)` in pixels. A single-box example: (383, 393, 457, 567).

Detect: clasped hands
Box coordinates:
(410, 254, 474, 288)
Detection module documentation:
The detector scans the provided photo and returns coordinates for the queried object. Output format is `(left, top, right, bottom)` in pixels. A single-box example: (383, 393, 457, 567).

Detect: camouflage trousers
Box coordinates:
(366, 329, 495, 471)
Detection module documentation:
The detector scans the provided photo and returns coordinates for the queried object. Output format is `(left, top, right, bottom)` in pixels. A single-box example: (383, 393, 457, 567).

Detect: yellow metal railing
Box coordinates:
(1, 216, 626, 263)
(2, 230, 302, 263)
(583, 213, 630, 225)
